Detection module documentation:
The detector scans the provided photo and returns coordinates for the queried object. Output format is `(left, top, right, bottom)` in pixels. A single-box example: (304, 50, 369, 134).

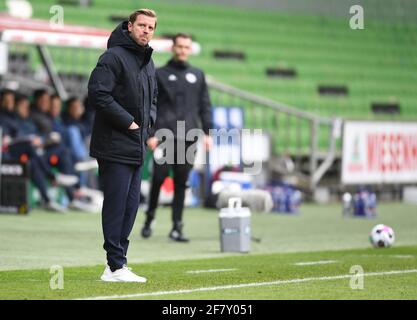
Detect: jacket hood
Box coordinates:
(107, 21, 153, 62)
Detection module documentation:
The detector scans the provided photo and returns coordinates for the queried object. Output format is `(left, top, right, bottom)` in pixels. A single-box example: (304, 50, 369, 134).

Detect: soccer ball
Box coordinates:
(369, 224, 395, 248)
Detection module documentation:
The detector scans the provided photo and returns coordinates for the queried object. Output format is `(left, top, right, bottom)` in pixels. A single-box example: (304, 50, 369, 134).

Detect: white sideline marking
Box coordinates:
(361, 254, 415, 259)
(294, 260, 337, 266)
(77, 268, 417, 300)
(186, 268, 237, 274)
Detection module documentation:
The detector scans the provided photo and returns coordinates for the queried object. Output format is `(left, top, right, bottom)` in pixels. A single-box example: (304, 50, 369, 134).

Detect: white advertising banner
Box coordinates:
(342, 121, 417, 184)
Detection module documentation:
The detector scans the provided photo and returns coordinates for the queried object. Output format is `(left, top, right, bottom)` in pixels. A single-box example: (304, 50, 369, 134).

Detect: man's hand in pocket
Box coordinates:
(129, 122, 140, 130)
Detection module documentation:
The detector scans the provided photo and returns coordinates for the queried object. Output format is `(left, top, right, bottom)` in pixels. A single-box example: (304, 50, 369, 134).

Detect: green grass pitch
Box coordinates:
(0, 203, 416, 299)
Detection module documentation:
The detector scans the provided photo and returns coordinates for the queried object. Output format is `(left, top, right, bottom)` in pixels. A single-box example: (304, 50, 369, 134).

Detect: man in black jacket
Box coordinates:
(141, 33, 213, 242)
(88, 9, 157, 282)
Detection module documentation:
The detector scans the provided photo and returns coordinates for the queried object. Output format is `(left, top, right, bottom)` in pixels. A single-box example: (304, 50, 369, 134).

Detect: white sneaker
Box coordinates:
(100, 265, 147, 283)
(45, 201, 67, 213)
(69, 199, 100, 213)
(75, 160, 98, 172)
(79, 187, 103, 199)
(100, 265, 113, 281)
(78, 187, 104, 207)
(54, 173, 79, 187)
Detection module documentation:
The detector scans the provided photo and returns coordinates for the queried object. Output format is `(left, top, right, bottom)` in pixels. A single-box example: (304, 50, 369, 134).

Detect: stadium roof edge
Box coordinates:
(0, 13, 201, 53)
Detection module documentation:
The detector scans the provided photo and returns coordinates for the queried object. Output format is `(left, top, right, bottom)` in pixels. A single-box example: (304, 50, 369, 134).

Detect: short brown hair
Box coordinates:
(129, 9, 157, 29)
(173, 32, 193, 45)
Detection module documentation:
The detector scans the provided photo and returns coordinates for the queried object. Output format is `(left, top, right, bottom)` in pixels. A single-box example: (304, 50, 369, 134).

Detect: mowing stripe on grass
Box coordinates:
(294, 260, 337, 266)
(186, 268, 238, 274)
(78, 268, 417, 300)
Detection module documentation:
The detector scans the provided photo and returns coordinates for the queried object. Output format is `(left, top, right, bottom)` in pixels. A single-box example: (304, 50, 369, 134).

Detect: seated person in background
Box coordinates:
(63, 96, 97, 175)
(53, 95, 102, 210)
(0, 89, 19, 151)
(14, 94, 40, 142)
(1, 88, 15, 109)
(81, 95, 94, 137)
(63, 97, 88, 162)
(0, 89, 18, 126)
(30, 89, 54, 135)
(49, 94, 69, 143)
(29, 89, 79, 185)
(0, 89, 18, 144)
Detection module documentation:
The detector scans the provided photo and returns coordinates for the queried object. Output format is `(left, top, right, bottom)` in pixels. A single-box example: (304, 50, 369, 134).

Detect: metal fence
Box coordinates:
(207, 77, 342, 189)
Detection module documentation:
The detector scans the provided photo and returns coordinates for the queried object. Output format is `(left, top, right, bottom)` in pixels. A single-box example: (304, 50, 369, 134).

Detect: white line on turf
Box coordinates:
(294, 260, 337, 266)
(186, 268, 238, 274)
(77, 268, 417, 300)
(361, 254, 415, 259)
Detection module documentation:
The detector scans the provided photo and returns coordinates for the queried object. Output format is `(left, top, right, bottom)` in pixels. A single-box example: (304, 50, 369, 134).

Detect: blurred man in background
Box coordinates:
(0, 89, 16, 117)
(141, 33, 213, 242)
(49, 94, 67, 140)
(31, 89, 53, 135)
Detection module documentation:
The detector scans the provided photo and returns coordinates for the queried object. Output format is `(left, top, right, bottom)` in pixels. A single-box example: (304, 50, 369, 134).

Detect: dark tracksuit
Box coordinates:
(146, 59, 213, 228)
(88, 21, 157, 271)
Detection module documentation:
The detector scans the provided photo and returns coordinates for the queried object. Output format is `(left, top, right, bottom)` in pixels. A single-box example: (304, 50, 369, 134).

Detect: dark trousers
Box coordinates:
(9, 142, 53, 203)
(147, 140, 194, 225)
(98, 159, 142, 271)
(45, 143, 78, 201)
